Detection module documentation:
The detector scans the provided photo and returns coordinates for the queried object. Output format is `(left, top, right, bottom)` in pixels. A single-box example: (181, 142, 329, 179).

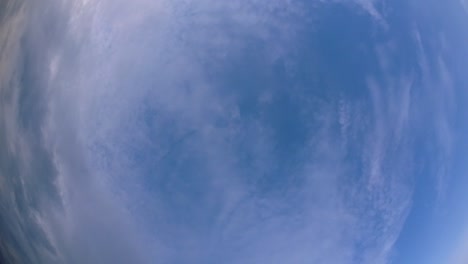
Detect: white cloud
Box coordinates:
(38, 0, 312, 263)
(355, 0, 385, 22)
(17, 0, 443, 263)
(0, 2, 71, 263)
(322, 0, 387, 26)
(412, 30, 456, 204)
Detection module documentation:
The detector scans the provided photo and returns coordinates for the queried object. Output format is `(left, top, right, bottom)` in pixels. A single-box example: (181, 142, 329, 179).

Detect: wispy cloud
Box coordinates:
(323, 0, 387, 26)
(6, 0, 459, 264)
(0, 1, 66, 263)
(413, 29, 456, 204)
(355, 0, 385, 22)
(60, 1, 413, 261)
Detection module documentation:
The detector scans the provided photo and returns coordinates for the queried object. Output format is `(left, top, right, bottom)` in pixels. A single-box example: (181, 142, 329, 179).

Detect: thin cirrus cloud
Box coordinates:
(45, 1, 415, 263)
(0, 0, 462, 264)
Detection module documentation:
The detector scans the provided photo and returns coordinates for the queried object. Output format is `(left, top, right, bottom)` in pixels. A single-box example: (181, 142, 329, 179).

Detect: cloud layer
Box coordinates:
(0, 0, 464, 264)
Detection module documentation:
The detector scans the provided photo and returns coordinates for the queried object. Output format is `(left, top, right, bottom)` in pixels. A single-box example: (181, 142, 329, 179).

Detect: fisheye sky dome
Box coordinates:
(1, 0, 468, 263)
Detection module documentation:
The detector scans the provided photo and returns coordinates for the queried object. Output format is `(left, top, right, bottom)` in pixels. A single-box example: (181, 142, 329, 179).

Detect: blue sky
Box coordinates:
(1, 0, 468, 263)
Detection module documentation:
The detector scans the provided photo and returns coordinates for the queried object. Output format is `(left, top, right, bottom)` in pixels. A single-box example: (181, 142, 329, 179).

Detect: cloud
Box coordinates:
(64, 0, 414, 260)
(412, 29, 456, 204)
(37, 0, 313, 263)
(0, 1, 66, 263)
(322, 0, 387, 26)
(5, 0, 456, 264)
(355, 0, 385, 22)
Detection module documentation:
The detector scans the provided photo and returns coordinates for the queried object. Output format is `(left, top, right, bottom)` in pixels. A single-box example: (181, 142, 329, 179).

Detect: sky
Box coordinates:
(0, 0, 468, 263)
